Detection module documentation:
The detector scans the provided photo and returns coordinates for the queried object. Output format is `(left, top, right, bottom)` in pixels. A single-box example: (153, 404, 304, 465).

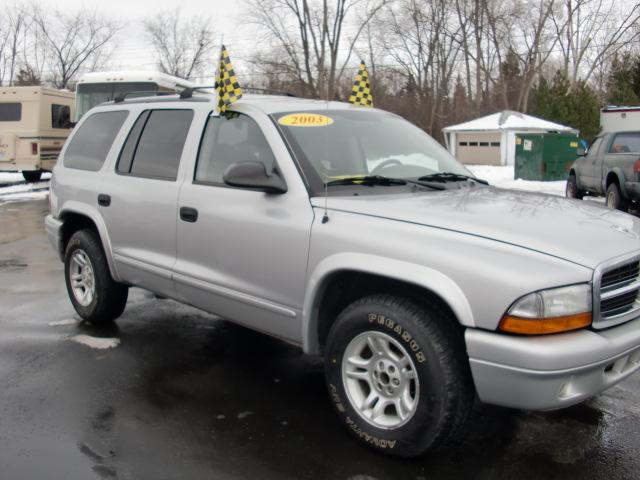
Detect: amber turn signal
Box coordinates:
(499, 312, 592, 335)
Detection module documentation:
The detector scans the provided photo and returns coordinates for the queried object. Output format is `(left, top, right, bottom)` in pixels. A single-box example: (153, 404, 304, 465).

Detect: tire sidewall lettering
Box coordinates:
(368, 313, 426, 363)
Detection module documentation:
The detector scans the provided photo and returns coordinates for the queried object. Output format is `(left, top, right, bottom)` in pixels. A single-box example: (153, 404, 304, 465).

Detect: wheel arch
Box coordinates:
(302, 253, 475, 355)
(58, 201, 121, 281)
(605, 169, 628, 197)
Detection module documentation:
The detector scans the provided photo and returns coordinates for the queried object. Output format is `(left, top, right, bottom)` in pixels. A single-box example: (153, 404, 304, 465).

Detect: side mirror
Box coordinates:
(223, 161, 287, 194)
(576, 147, 586, 156)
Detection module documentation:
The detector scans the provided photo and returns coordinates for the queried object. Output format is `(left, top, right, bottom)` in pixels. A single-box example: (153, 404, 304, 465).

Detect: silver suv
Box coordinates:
(45, 93, 640, 457)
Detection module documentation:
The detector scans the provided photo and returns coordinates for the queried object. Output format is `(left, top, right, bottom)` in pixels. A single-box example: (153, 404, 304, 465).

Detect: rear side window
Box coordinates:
(609, 132, 640, 154)
(117, 109, 193, 181)
(51, 104, 71, 129)
(64, 111, 128, 171)
(0, 103, 21, 121)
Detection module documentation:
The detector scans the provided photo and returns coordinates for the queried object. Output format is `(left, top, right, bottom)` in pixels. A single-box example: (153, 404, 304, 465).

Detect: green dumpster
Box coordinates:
(514, 133, 579, 181)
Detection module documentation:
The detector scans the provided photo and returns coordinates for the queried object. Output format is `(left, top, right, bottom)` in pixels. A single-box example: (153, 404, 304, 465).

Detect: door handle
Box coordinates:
(180, 206, 198, 223)
(98, 194, 111, 207)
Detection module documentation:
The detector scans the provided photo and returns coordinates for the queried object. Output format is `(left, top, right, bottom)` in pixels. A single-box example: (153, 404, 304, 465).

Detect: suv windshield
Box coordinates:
(273, 109, 473, 194)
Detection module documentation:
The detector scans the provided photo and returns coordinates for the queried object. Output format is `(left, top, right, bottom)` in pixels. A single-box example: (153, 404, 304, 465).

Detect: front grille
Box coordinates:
(602, 262, 640, 291)
(40, 153, 59, 161)
(595, 258, 640, 328)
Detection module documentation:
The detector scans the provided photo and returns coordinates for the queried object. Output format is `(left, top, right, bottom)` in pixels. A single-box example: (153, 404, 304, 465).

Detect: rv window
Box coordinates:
(128, 109, 193, 181)
(64, 111, 128, 171)
(0, 103, 21, 121)
(51, 104, 71, 129)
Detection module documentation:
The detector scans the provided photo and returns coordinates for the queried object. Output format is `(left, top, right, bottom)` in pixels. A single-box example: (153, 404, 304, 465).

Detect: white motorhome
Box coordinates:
(0, 86, 75, 182)
(75, 71, 196, 121)
(601, 106, 640, 132)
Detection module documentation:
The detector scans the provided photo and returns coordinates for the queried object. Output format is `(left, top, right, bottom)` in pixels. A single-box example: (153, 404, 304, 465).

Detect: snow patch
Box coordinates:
(49, 318, 78, 326)
(0, 172, 51, 183)
(70, 335, 120, 350)
(468, 165, 567, 196)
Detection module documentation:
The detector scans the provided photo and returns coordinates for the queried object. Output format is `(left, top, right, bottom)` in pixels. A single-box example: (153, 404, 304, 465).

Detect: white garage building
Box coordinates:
(443, 111, 578, 166)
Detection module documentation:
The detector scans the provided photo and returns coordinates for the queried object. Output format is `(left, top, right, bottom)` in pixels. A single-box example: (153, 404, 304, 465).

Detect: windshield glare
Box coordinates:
(274, 109, 471, 189)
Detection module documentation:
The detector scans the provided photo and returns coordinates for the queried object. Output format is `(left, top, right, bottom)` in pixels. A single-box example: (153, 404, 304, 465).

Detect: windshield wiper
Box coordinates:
(326, 175, 408, 187)
(417, 172, 488, 185)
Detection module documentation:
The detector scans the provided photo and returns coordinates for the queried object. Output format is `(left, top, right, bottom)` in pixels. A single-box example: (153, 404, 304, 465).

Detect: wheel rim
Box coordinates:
(69, 249, 95, 307)
(607, 191, 616, 208)
(341, 331, 420, 429)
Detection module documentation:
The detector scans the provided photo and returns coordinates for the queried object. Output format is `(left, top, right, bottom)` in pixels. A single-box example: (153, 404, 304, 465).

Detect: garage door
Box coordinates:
(456, 132, 501, 165)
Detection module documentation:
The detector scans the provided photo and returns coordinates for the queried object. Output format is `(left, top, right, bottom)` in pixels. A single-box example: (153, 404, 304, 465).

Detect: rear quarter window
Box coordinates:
(64, 110, 128, 171)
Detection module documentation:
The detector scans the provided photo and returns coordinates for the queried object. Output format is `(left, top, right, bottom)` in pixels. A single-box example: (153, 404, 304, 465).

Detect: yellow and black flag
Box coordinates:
(216, 45, 243, 113)
(348, 61, 373, 107)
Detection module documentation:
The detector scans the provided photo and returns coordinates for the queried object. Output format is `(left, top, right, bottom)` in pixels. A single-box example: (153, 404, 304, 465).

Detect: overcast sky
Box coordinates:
(36, 0, 249, 81)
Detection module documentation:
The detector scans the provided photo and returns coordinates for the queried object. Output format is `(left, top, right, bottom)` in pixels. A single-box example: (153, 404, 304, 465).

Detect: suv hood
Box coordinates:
(313, 186, 640, 269)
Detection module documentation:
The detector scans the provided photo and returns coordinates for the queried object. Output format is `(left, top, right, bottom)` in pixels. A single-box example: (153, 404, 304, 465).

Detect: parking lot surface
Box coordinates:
(1, 199, 639, 480)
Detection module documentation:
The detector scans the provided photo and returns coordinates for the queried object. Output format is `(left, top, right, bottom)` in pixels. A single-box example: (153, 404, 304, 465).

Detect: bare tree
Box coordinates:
(0, 3, 28, 86)
(144, 8, 215, 80)
(244, 0, 387, 99)
(552, 0, 640, 86)
(33, 7, 121, 89)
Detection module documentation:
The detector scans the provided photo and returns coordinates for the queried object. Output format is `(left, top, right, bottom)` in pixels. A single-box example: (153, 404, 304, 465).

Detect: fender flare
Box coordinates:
(59, 200, 121, 282)
(301, 253, 475, 355)
(604, 168, 628, 197)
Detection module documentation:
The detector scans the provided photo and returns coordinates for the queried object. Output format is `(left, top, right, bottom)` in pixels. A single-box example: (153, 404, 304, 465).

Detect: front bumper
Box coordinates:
(465, 317, 640, 410)
(44, 214, 63, 260)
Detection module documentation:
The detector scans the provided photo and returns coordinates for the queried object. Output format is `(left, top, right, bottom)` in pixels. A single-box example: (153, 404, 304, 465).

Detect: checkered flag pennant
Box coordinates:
(216, 45, 243, 113)
(348, 61, 373, 107)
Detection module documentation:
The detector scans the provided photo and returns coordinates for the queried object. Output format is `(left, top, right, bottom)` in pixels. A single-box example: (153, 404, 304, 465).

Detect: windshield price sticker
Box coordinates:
(278, 113, 334, 127)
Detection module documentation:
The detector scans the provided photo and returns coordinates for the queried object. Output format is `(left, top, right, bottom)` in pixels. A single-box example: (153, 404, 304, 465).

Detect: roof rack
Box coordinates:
(113, 90, 175, 103)
(178, 84, 297, 99)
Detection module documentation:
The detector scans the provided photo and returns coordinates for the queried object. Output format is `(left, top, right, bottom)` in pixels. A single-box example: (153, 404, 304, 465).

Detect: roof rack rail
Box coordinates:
(178, 84, 297, 100)
(113, 91, 174, 103)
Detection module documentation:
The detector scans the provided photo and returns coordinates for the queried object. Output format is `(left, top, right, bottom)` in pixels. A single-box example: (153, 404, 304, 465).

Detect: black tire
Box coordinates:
(566, 174, 584, 200)
(324, 294, 474, 458)
(22, 170, 42, 182)
(64, 229, 128, 325)
(606, 183, 628, 211)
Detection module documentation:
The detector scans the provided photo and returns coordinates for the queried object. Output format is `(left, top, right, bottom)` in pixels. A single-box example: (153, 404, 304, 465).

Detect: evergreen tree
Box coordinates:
(531, 70, 600, 141)
(606, 53, 640, 105)
(14, 65, 41, 86)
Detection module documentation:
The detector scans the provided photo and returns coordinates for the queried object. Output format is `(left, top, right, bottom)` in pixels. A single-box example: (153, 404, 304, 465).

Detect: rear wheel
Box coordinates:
(64, 229, 128, 325)
(566, 174, 584, 199)
(324, 294, 474, 457)
(606, 183, 627, 211)
(22, 170, 42, 182)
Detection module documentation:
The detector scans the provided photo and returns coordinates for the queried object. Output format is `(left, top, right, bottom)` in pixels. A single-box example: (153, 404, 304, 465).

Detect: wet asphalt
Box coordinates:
(0, 198, 639, 480)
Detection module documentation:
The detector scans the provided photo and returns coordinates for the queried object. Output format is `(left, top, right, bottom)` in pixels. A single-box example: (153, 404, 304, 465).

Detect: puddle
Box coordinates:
(0, 259, 28, 271)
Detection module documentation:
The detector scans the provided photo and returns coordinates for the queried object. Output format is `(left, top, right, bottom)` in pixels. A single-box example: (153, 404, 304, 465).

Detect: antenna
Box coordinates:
(322, 178, 329, 223)
(321, 82, 331, 224)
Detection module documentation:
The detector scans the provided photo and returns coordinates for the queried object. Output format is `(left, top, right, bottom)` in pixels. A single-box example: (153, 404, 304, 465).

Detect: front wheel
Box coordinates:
(566, 174, 584, 199)
(324, 294, 474, 457)
(606, 183, 628, 211)
(64, 229, 128, 325)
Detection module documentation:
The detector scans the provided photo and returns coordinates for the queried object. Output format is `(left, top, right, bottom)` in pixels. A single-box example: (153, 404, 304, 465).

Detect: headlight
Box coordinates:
(499, 284, 592, 335)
